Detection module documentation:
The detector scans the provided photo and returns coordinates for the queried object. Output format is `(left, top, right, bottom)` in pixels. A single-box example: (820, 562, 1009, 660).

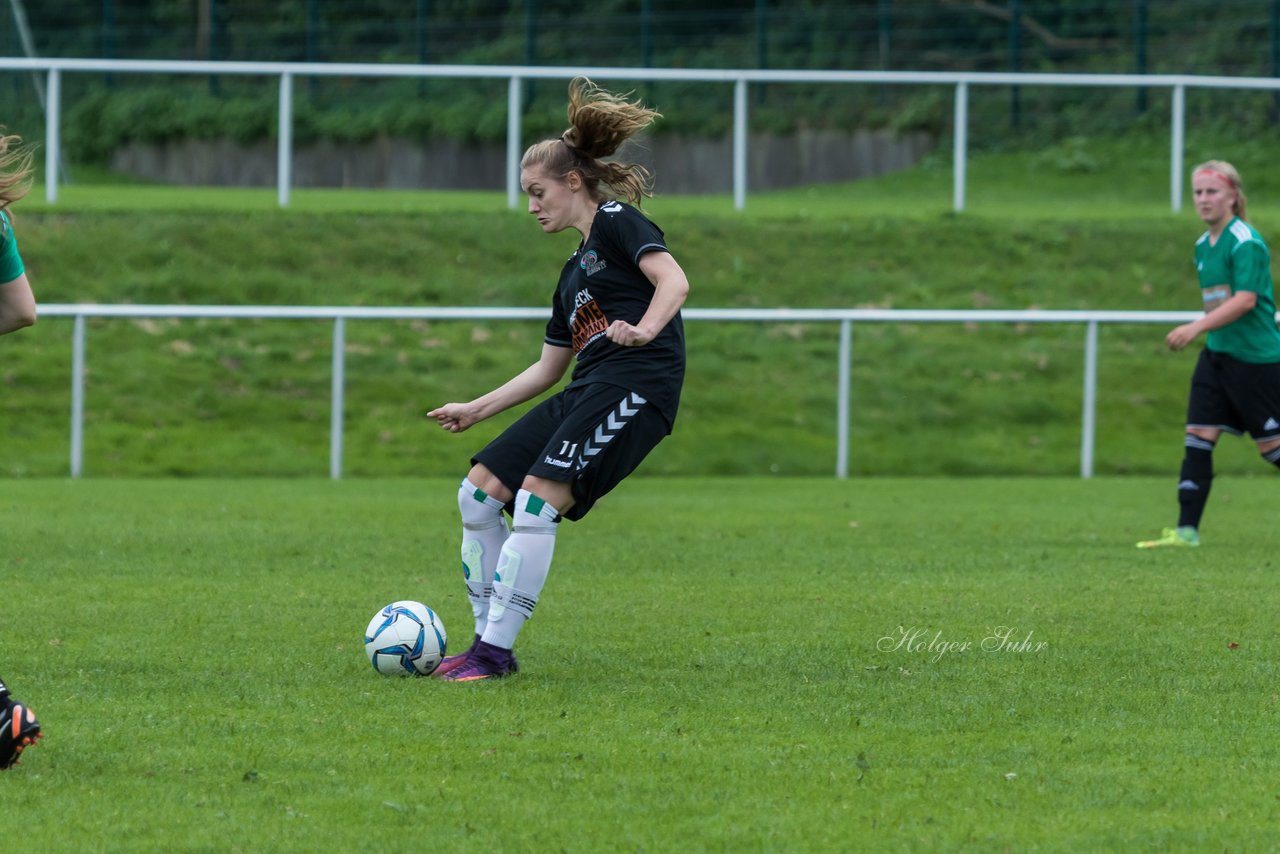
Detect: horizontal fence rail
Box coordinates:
(35, 304, 1205, 480)
(4, 58, 1280, 211)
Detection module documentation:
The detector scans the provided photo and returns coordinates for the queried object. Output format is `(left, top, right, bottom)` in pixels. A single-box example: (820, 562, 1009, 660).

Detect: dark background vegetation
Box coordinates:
(6, 1, 1280, 162)
(13, 0, 1272, 74)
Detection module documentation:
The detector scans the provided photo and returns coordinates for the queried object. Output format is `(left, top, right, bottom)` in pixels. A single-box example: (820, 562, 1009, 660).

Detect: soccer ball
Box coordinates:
(363, 600, 447, 676)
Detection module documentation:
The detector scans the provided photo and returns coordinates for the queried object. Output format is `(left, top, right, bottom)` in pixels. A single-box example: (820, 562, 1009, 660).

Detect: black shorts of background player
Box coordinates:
(426, 78, 690, 680)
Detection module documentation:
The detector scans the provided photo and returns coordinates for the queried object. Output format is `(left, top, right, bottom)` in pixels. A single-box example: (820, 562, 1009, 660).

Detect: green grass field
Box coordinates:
(6, 135, 1280, 847)
(3, 476, 1279, 850)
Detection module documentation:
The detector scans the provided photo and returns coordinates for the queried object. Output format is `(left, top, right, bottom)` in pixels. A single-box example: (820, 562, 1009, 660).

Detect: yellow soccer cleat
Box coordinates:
(1136, 526, 1200, 549)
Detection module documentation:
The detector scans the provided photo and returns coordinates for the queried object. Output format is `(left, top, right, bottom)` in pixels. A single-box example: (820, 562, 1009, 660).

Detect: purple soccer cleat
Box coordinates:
(440, 640, 519, 682)
(433, 633, 482, 677)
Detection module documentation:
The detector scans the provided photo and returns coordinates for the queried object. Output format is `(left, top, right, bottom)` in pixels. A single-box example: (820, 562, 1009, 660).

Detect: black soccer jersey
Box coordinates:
(544, 200, 686, 426)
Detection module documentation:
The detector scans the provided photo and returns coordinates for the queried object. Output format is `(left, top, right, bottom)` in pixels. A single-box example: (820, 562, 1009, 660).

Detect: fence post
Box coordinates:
(836, 318, 852, 478)
(733, 77, 748, 211)
(1170, 82, 1185, 212)
(45, 68, 60, 204)
(278, 71, 293, 208)
(1134, 0, 1149, 114)
(1273, 0, 1280, 121)
(330, 316, 345, 480)
(953, 81, 968, 212)
(70, 313, 85, 478)
(508, 76, 523, 210)
(1080, 320, 1099, 479)
(1009, 0, 1021, 127)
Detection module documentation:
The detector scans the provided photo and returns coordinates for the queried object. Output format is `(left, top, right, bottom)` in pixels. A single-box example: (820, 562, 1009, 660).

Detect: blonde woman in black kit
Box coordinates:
(428, 78, 690, 681)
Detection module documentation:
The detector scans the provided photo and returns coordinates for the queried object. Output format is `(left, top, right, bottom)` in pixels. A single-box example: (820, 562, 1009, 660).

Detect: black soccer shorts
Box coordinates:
(1186, 347, 1280, 441)
(472, 382, 672, 521)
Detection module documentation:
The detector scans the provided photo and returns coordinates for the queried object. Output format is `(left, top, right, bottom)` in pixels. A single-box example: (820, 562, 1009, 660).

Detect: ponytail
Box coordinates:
(521, 77, 661, 206)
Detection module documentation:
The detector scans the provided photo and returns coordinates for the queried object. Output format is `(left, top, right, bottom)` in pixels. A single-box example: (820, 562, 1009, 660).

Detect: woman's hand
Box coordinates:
(427, 402, 480, 433)
(605, 319, 654, 347)
(1165, 322, 1202, 351)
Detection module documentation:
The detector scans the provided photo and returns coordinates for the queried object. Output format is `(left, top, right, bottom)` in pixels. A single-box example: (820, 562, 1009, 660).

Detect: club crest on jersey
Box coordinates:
(579, 250, 608, 277)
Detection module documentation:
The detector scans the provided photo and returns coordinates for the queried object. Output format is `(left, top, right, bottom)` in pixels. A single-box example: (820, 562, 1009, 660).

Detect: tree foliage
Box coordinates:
(10, 1, 1279, 160)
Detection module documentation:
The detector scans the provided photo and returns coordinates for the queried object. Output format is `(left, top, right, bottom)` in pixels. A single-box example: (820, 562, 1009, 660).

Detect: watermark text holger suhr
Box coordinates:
(878, 626, 1048, 663)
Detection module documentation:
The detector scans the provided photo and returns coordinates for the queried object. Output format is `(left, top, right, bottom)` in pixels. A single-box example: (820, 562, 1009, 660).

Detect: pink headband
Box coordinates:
(1195, 168, 1236, 190)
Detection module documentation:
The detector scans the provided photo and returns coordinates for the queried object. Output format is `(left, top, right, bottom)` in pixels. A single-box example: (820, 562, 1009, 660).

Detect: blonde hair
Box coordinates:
(0, 130, 35, 215)
(520, 77, 661, 206)
(1192, 159, 1247, 221)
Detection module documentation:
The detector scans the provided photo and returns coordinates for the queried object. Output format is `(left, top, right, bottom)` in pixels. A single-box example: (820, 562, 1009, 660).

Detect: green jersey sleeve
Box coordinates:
(0, 211, 25, 283)
(1230, 238, 1270, 294)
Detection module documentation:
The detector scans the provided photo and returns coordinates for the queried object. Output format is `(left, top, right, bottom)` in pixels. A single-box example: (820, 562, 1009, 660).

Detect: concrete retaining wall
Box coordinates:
(110, 128, 934, 193)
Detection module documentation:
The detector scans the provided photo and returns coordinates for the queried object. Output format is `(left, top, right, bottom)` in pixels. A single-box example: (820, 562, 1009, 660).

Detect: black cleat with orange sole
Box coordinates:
(0, 679, 43, 770)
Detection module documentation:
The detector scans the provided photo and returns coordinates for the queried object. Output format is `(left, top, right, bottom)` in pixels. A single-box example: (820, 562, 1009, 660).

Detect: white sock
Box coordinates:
(457, 478, 509, 637)
(482, 489, 560, 650)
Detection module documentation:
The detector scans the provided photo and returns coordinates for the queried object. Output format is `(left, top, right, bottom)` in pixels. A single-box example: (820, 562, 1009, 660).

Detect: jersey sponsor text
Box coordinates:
(571, 296, 609, 353)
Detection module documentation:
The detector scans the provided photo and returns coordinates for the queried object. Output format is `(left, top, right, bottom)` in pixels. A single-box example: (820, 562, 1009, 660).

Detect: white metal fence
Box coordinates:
(5, 57, 1280, 211)
(35, 304, 1202, 480)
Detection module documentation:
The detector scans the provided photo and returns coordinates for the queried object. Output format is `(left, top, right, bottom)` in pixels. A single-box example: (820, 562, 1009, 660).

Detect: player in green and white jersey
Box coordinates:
(0, 128, 41, 769)
(1139, 160, 1280, 548)
(0, 129, 36, 335)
